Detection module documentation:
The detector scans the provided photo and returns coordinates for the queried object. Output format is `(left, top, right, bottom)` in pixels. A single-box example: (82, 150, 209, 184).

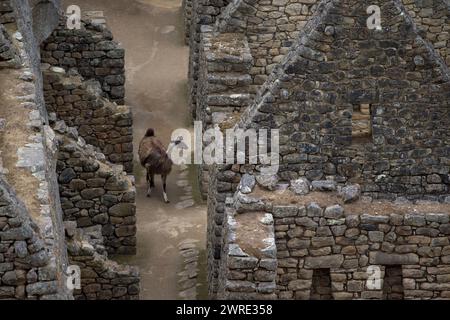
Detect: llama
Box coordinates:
(138, 128, 184, 203)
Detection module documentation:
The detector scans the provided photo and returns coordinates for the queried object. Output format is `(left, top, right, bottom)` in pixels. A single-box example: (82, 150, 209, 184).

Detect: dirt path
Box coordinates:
(63, 0, 207, 299)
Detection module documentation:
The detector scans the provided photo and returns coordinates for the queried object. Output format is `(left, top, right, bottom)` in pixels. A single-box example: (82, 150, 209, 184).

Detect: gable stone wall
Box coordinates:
(41, 15, 126, 104)
(43, 67, 133, 173)
(402, 0, 450, 65)
(197, 0, 450, 299)
(237, 0, 450, 200)
(215, 0, 319, 89)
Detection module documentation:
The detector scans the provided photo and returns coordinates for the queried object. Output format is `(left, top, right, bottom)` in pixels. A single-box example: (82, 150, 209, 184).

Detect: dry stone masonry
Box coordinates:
(403, 0, 450, 65)
(0, 0, 139, 300)
(218, 181, 450, 299)
(55, 122, 136, 255)
(65, 223, 139, 300)
(41, 13, 126, 104)
(1, 0, 71, 299)
(187, 0, 450, 300)
(0, 0, 15, 24)
(43, 67, 133, 173)
(188, 0, 233, 118)
(0, 176, 69, 299)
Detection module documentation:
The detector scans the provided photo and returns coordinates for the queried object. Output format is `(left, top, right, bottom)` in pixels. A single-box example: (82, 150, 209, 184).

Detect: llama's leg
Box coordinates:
(162, 175, 169, 203)
(147, 171, 154, 197)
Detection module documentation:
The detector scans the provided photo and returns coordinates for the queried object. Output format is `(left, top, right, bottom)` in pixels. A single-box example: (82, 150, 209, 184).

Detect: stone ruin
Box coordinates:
(0, 0, 138, 299)
(1, 0, 450, 301)
(185, 0, 450, 299)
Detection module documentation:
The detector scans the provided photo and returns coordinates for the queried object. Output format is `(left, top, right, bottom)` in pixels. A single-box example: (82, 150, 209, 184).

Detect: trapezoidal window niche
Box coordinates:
(351, 104, 372, 144)
(310, 269, 333, 300)
(382, 265, 404, 300)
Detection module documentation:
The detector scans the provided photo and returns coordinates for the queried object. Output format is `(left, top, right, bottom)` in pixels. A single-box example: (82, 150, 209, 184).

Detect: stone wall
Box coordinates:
(215, 0, 319, 88)
(217, 200, 277, 299)
(236, 0, 450, 200)
(65, 223, 139, 300)
(197, 29, 253, 196)
(0, 0, 15, 24)
(207, 164, 242, 295)
(271, 203, 450, 300)
(188, 0, 233, 118)
(403, 0, 450, 65)
(55, 124, 136, 255)
(1, 1, 72, 299)
(193, 0, 450, 300)
(12, 0, 62, 121)
(217, 177, 450, 299)
(1, 1, 139, 300)
(0, 177, 68, 299)
(43, 67, 133, 173)
(41, 15, 126, 104)
(0, 22, 18, 66)
(183, 0, 193, 45)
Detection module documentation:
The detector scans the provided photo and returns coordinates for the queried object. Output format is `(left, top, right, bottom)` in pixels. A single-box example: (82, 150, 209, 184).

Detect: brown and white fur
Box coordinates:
(138, 128, 181, 203)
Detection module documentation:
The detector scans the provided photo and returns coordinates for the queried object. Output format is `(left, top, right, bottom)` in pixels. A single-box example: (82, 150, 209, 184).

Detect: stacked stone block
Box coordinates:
(55, 126, 136, 255)
(1, 8, 72, 299)
(219, 181, 450, 299)
(215, 0, 319, 88)
(0, 177, 66, 299)
(197, 30, 253, 196)
(1, 1, 140, 301)
(65, 223, 139, 300)
(183, 0, 193, 45)
(41, 16, 126, 104)
(189, 0, 233, 118)
(235, 0, 450, 200)
(403, 0, 450, 65)
(207, 164, 242, 295)
(217, 202, 277, 299)
(43, 67, 133, 173)
(0, 0, 14, 24)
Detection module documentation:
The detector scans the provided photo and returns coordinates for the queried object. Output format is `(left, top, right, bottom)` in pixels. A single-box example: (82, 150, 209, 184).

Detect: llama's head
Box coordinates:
(145, 128, 155, 137)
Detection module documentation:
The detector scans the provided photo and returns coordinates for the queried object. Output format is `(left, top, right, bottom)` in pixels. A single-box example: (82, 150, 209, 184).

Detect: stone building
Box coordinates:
(185, 0, 450, 299)
(1, 0, 450, 301)
(0, 0, 139, 300)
